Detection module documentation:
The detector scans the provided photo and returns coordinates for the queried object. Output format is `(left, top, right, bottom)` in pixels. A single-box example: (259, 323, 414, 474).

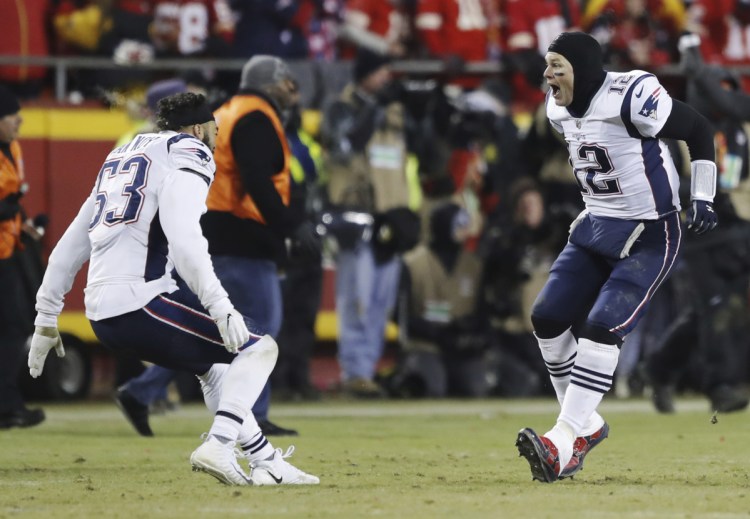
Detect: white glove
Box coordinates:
(28, 326, 65, 378)
(213, 308, 250, 354)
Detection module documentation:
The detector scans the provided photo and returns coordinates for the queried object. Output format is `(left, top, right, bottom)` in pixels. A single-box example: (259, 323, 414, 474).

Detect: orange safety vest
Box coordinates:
(0, 141, 24, 259)
(208, 95, 290, 224)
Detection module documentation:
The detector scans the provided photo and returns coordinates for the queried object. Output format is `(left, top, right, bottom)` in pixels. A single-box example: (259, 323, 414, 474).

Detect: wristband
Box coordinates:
(690, 160, 717, 202)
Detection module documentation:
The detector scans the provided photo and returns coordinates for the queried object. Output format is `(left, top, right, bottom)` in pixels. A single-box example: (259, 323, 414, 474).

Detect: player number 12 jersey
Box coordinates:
(547, 70, 681, 220)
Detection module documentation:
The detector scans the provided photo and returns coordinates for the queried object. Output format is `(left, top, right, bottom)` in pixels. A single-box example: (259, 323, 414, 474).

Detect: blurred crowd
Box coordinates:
(2, 0, 750, 412)
(5, 0, 750, 102)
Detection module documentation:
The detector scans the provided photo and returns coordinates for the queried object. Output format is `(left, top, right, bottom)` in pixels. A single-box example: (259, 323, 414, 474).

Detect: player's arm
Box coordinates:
(159, 170, 249, 352)
(34, 190, 95, 328)
(160, 170, 231, 316)
(657, 99, 715, 163)
(627, 74, 717, 233)
(29, 190, 96, 377)
(657, 99, 718, 234)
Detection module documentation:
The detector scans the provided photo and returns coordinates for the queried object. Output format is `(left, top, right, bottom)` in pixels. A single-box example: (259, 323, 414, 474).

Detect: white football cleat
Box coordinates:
(250, 446, 320, 485)
(190, 435, 251, 486)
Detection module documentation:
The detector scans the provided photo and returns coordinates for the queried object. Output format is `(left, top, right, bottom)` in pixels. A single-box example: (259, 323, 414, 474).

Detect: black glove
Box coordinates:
(0, 192, 22, 221)
(687, 200, 718, 235)
(289, 220, 323, 260)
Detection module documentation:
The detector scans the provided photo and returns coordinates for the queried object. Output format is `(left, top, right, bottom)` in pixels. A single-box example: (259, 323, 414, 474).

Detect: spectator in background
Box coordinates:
(149, 0, 235, 58)
(52, 0, 154, 94)
(679, 32, 750, 218)
(521, 99, 584, 210)
(389, 202, 488, 398)
(202, 56, 320, 436)
(338, 0, 414, 58)
(320, 50, 421, 398)
(687, 0, 750, 62)
(230, 0, 309, 59)
(304, 0, 346, 61)
(414, 0, 497, 89)
(479, 178, 572, 397)
(0, 85, 45, 429)
(272, 104, 325, 402)
(116, 77, 191, 147)
(0, 0, 51, 98)
(582, 0, 685, 71)
(642, 34, 750, 414)
(644, 193, 750, 414)
(502, 0, 580, 110)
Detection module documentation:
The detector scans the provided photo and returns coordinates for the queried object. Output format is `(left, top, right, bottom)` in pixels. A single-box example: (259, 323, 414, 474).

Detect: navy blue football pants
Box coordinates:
(531, 212, 682, 340)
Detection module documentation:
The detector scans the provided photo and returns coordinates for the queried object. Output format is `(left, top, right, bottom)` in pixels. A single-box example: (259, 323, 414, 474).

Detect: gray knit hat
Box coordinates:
(240, 55, 295, 91)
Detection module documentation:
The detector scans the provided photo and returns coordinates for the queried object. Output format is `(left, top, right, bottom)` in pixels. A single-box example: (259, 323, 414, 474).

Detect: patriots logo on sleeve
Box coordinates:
(637, 87, 661, 120)
(187, 147, 212, 165)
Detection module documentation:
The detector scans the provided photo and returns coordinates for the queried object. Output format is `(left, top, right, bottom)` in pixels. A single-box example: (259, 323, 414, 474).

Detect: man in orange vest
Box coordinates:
(0, 84, 44, 429)
(202, 56, 321, 436)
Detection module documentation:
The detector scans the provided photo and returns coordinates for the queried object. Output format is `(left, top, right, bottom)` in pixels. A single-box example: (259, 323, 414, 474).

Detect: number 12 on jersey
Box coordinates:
(573, 144, 622, 196)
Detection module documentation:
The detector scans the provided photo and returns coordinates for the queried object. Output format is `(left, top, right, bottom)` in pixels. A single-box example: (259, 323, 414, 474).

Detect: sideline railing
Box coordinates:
(1, 54, 718, 103)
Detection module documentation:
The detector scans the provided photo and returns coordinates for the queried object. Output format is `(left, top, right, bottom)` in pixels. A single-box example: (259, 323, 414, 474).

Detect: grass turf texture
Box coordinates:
(1, 399, 748, 518)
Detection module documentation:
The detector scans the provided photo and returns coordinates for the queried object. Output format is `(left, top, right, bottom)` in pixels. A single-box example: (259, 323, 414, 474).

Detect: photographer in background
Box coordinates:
(273, 104, 325, 402)
(389, 202, 489, 398)
(320, 50, 420, 398)
(0, 85, 45, 429)
(643, 34, 750, 413)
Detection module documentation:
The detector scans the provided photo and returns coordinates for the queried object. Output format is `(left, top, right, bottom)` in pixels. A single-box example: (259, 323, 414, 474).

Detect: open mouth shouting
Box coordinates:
(544, 52, 574, 106)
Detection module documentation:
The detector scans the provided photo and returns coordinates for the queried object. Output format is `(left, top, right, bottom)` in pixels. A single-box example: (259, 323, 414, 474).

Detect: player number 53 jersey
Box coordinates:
(84, 131, 216, 319)
(547, 71, 680, 220)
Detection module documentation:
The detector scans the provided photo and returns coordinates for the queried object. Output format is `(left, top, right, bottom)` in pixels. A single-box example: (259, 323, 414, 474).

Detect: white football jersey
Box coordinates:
(36, 131, 231, 325)
(547, 70, 681, 220)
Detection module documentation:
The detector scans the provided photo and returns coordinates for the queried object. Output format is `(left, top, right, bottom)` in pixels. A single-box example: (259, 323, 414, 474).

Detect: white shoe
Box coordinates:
(250, 446, 320, 485)
(190, 435, 251, 486)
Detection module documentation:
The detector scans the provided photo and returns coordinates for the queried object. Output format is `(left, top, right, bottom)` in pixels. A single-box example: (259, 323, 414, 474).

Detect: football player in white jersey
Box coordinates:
(26, 93, 319, 486)
(516, 32, 718, 483)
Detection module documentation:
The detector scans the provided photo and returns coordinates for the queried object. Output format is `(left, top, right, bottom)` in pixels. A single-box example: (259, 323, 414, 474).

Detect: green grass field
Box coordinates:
(1, 398, 748, 518)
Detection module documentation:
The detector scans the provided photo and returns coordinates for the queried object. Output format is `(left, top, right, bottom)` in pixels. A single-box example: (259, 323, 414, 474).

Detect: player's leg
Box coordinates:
(197, 363, 319, 485)
(531, 244, 610, 422)
(144, 293, 283, 484)
(115, 365, 177, 437)
(558, 213, 682, 476)
(91, 292, 269, 485)
(518, 243, 611, 481)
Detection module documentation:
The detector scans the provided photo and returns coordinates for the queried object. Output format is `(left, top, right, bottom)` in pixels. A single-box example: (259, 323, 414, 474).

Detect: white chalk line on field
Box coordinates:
(42, 398, 713, 422)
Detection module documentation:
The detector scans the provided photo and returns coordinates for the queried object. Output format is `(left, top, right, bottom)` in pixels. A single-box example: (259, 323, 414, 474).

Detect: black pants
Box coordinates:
(273, 260, 323, 391)
(0, 256, 31, 414)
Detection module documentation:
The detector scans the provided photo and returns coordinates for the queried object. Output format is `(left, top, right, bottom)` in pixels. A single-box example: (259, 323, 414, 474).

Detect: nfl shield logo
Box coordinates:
(575, 120, 582, 129)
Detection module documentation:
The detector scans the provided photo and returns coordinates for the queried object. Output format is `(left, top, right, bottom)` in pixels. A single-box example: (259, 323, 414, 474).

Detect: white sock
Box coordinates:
(198, 363, 229, 414)
(558, 338, 619, 437)
(544, 421, 575, 473)
(536, 328, 577, 406)
(237, 415, 275, 462)
(537, 330, 606, 437)
(207, 335, 278, 443)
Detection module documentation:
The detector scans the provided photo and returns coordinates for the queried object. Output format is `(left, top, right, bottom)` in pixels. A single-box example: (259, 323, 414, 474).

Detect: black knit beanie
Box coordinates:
(0, 85, 21, 118)
(548, 32, 606, 118)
